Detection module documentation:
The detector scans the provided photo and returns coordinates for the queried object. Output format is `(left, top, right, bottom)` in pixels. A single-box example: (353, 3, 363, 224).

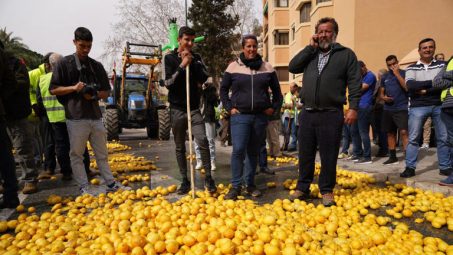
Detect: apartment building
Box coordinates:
(262, 0, 453, 93)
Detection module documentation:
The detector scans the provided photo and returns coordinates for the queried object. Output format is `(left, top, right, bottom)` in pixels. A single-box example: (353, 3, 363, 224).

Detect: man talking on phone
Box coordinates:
(288, 17, 361, 206)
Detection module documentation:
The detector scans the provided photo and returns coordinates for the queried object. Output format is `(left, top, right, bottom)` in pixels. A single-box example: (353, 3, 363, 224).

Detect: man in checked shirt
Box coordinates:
(288, 17, 361, 206)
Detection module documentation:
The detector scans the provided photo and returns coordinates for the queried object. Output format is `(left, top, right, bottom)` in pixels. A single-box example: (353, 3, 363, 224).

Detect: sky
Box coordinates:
(0, 0, 263, 65)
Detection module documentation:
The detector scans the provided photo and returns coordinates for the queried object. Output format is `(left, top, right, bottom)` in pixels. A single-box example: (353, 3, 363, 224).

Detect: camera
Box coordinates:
(81, 83, 99, 100)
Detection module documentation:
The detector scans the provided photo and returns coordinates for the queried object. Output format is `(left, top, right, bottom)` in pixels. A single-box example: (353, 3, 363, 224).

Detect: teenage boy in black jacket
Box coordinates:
(288, 17, 361, 206)
(163, 26, 216, 194)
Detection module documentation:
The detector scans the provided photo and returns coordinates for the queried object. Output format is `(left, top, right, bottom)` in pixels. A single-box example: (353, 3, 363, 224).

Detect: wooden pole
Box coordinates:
(186, 65, 195, 198)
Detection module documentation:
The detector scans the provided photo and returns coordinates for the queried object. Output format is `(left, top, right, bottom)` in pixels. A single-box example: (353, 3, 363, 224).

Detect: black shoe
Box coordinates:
(400, 167, 415, 178)
(322, 193, 336, 207)
(355, 158, 372, 164)
(347, 155, 361, 162)
(204, 177, 217, 193)
(177, 180, 191, 195)
(375, 151, 389, 157)
(439, 168, 453, 176)
(289, 190, 311, 202)
(62, 174, 73, 181)
(243, 186, 262, 197)
(383, 157, 398, 165)
(260, 167, 275, 175)
(0, 196, 20, 209)
(225, 187, 241, 200)
(287, 147, 297, 152)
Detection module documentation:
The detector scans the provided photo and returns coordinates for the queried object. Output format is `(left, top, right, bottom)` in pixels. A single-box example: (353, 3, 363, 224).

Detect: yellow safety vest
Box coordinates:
(39, 72, 66, 123)
(283, 92, 295, 117)
(28, 64, 46, 121)
(441, 60, 453, 102)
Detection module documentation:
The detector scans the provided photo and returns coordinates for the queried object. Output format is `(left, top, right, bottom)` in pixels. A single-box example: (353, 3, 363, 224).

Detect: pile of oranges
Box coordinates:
(0, 142, 451, 255)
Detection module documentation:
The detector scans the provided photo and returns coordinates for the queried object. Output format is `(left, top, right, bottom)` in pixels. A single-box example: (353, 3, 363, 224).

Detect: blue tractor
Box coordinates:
(103, 42, 171, 141)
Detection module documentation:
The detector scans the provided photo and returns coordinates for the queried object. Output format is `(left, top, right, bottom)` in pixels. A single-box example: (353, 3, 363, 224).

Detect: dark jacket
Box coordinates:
(405, 60, 445, 108)
(0, 49, 17, 117)
(50, 54, 110, 120)
(200, 84, 218, 123)
(4, 56, 32, 120)
(288, 43, 361, 110)
(433, 59, 453, 109)
(220, 59, 283, 114)
(164, 49, 209, 111)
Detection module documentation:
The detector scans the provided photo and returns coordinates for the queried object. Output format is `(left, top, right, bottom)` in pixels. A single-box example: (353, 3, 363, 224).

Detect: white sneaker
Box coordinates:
(420, 144, 429, 150)
(106, 181, 132, 193)
(195, 160, 203, 170)
(79, 186, 96, 196)
(211, 160, 216, 171)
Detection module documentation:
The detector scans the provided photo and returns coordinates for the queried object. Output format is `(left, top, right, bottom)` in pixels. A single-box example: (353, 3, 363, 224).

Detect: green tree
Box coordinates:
(0, 27, 43, 69)
(188, 0, 239, 86)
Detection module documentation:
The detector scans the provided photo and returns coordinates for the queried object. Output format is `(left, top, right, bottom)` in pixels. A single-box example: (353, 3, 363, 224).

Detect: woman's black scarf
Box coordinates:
(240, 52, 263, 71)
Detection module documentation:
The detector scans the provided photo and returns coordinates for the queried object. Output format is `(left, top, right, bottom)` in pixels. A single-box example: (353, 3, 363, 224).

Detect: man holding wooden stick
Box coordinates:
(162, 26, 216, 195)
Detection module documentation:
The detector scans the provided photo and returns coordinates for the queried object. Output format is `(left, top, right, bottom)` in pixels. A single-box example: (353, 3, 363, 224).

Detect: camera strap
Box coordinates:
(73, 53, 97, 83)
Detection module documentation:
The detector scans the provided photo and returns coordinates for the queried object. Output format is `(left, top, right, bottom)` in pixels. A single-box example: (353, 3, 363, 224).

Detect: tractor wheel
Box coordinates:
(158, 108, 171, 140)
(105, 108, 120, 141)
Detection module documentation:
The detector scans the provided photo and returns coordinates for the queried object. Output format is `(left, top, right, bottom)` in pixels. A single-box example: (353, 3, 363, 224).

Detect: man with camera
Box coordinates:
(50, 27, 129, 195)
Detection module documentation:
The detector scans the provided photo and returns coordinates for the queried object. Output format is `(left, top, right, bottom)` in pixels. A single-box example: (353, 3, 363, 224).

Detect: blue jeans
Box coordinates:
(340, 124, 351, 154)
(441, 110, 453, 148)
(230, 113, 268, 188)
(351, 106, 372, 159)
(259, 142, 267, 168)
(406, 106, 451, 170)
(283, 117, 297, 149)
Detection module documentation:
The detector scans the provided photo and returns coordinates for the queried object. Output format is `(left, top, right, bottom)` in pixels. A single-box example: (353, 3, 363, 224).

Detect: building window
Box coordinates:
(300, 2, 311, 23)
(316, 0, 330, 4)
(291, 26, 295, 41)
(275, 0, 288, 7)
(275, 67, 289, 81)
(274, 30, 289, 45)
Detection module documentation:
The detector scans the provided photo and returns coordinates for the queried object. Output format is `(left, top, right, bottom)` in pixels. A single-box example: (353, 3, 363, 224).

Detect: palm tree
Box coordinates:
(0, 27, 28, 53)
(0, 27, 42, 69)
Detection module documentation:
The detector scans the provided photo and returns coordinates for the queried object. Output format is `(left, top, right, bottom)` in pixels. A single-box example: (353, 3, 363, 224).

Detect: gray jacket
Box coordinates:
(433, 60, 453, 109)
(288, 43, 361, 110)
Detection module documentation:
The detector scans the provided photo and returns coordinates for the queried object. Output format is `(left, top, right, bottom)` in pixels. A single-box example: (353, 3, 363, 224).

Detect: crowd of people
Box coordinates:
(174, 17, 453, 206)
(1, 17, 452, 210)
(0, 27, 130, 209)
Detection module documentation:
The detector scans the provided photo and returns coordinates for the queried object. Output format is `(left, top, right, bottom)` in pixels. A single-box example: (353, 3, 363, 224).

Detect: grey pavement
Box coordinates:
(335, 146, 452, 196)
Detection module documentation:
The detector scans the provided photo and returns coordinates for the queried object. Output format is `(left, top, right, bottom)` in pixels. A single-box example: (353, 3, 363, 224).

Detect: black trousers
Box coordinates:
(171, 108, 212, 180)
(42, 116, 56, 172)
(296, 109, 344, 194)
(52, 122, 91, 175)
(0, 118, 18, 199)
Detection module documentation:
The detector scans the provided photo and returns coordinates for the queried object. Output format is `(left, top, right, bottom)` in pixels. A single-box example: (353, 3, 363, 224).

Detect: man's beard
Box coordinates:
(319, 36, 336, 50)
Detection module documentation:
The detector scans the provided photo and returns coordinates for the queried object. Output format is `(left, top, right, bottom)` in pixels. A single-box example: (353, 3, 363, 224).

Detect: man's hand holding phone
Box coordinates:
(310, 34, 319, 48)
